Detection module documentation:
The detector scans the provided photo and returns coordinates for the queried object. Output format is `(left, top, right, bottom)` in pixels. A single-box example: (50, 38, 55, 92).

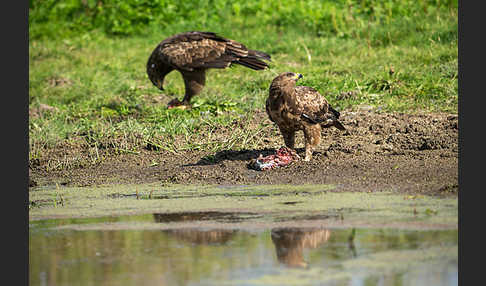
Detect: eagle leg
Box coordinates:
(180, 70, 206, 106)
(280, 128, 296, 150)
(303, 125, 322, 161)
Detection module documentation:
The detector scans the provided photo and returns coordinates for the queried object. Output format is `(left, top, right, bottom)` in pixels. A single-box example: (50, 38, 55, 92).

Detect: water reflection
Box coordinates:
(153, 212, 241, 245)
(271, 228, 332, 268)
(152, 212, 334, 266)
(165, 229, 238, 245)
(30, 216, 458, 286)
(153, 211, 262, 223)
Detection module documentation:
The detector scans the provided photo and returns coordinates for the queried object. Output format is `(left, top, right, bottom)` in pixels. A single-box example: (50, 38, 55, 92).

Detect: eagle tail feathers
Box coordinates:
(328, 106, 345, 130)
(236, 57, 269, 70)
(248, 49, 272, 61)
(334, 120, 346, 130)
(329, 106, 341, 119)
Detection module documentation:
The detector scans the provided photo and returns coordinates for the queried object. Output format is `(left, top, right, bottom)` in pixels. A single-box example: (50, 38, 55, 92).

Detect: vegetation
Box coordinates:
(29, 0, 458, 162)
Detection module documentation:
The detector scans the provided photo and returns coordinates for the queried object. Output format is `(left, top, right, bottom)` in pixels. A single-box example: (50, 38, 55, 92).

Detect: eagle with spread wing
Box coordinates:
(147, 31, 271, 108)
(266, 72, 346, 161)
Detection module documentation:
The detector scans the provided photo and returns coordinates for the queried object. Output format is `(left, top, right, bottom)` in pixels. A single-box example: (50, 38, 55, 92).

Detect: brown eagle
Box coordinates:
(271, 228, 331, 268)
(266, 72, 346, 161)
(147, 31, 271, 108)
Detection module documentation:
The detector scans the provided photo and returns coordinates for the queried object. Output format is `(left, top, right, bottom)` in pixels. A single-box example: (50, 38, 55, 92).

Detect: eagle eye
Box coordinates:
(151, 63, 156, 68)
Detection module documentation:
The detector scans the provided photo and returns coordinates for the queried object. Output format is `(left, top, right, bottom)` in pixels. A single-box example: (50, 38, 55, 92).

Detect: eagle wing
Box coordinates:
(158, 31, 269, 71)
(292, 86, 345, 129)
(290, 86, 330, 118)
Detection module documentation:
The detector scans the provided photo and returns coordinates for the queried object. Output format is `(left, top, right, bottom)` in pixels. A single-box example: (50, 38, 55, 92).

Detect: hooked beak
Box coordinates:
(294, 73, 303, 80)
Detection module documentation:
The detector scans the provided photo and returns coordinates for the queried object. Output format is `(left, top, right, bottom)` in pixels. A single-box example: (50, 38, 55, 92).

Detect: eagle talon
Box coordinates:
(167, 99, 190, 110)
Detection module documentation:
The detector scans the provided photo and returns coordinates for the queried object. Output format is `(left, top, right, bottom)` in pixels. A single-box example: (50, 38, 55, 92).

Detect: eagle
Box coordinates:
(266, 72, 346, 161)
(147, 31, 271, 108)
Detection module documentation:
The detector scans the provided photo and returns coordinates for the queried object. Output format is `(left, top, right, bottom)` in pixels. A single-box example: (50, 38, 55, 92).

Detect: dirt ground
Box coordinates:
(29, 109, 458, 196)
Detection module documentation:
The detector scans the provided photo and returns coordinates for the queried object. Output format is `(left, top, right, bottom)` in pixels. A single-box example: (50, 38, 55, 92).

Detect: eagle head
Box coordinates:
(146, 49, 174, 91)
(146, 58, 165, 91)
(270, 72, 303, 92)
(273, 72, 302, 84)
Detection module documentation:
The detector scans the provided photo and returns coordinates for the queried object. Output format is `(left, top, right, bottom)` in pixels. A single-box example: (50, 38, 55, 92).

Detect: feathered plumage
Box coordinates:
(266, 72, 346, 161)
(147, 31, 271, 108)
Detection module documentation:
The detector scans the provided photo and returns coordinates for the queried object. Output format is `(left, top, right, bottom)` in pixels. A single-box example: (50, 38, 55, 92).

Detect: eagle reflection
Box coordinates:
(165, 229, 237, 245)
(153, 213, 332, 265)
(153, 213, 237, 245)
(271, 228, 332, 268)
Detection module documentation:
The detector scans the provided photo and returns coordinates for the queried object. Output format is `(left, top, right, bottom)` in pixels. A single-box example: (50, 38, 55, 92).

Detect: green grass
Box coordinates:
(29, 1, 457, 161)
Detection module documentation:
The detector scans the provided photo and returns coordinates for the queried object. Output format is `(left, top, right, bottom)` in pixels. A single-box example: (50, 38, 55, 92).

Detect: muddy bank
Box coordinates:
(29, 110, 458, 196)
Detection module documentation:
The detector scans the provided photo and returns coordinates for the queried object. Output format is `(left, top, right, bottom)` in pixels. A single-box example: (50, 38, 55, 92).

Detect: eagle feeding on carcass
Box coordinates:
(147, 31, 271, 108)
(266, 72, 346, 161)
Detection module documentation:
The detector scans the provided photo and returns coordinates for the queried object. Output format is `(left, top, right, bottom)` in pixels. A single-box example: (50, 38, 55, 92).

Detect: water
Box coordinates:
(29, 212, 458, 286)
